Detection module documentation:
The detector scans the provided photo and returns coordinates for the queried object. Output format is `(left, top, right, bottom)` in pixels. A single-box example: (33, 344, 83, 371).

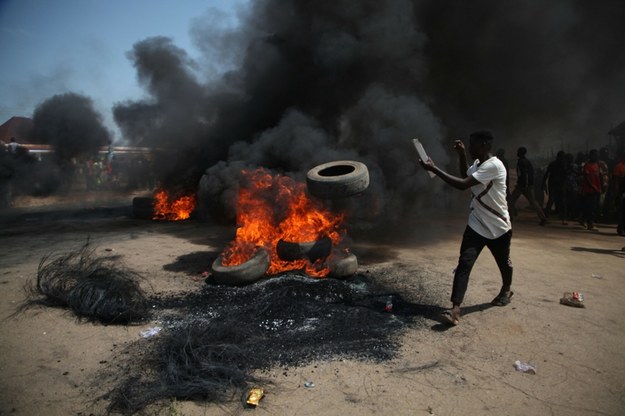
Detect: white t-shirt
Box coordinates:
(467, 156, 511, 239)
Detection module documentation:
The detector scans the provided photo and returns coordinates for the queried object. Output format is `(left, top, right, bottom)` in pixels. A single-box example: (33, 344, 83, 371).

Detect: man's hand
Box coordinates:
(453, 140, 465, 154)
(453, 139, 469, 178)
(419, 157, 437, 172)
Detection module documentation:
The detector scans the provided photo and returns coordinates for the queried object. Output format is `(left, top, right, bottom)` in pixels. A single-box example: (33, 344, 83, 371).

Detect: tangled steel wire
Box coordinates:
(20, 241, 149, 324)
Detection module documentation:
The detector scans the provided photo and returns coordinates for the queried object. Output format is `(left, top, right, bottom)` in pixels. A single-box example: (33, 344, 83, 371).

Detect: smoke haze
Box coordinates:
(419, 0, 625, 149)
(112, 0, 625, 224)
(33, 93, 112, 163)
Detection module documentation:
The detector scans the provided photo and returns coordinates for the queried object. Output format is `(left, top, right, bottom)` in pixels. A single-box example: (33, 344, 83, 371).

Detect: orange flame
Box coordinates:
(221, 168, 344, 277)
(152, 188, 196, 221)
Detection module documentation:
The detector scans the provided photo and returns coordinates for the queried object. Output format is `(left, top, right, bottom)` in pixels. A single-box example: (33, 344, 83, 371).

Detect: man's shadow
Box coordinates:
(571, 246, 625, 258)
(429, 302, 494, 332)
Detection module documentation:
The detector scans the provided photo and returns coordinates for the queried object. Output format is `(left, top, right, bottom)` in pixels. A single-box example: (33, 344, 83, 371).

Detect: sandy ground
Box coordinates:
(0, 194, 624, 416)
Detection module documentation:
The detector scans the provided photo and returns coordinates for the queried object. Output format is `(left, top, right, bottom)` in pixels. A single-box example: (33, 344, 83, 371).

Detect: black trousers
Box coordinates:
(451, 226, 513, 305)
(581, 192, 600, 227)
(545, 185, 566, 221)
(617, 193, 625, 234)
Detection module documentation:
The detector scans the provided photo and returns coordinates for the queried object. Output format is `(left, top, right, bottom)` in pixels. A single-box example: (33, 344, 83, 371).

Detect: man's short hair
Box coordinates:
(469, 129, 494, 143)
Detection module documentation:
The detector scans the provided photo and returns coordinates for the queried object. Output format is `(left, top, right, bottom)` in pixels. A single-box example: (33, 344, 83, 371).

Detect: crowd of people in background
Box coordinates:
(2, 135, 625, 239)
(498, 144, 625, 237)
(507, 147, 548, 225)
(77, 148, 155, 192)
(0, 137, 155, 209)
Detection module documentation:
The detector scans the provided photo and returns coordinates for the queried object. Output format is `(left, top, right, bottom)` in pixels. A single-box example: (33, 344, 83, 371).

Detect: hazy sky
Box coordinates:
(0, 0, 247, 140)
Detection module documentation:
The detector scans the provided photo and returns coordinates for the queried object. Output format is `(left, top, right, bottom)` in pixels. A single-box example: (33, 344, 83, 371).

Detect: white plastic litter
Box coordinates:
(139, 326, 162, 338)
(514, 360, 536, 374)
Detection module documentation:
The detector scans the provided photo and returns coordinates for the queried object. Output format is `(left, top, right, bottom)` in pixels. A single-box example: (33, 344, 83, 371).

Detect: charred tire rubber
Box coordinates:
(306, 160, 369, 199)
(276, 236, 332, 262)
(329, 252, 358, 279)
(211, 249, 270, 286)
(132, 197, 153, 219)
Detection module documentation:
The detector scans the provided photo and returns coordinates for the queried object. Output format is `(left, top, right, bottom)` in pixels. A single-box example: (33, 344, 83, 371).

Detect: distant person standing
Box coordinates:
(564, 153, 580, 222)
(0, 144, 15, 208)
(580, 149, 603, 231)
(542, 151, 567, 223)
(508, 147, 547, 225)
(598, 147, 611, 219)
(573, 152, 587, 221)
(8, 137, 19, 154)
(612, 149, 625, 236)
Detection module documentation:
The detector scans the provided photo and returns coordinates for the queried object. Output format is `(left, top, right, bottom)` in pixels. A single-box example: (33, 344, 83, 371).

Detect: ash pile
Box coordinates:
(105, 267, 438, 414)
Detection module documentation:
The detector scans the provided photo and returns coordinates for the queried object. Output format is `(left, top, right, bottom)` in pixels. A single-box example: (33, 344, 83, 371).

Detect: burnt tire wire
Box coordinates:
(20, 241, 150, 324)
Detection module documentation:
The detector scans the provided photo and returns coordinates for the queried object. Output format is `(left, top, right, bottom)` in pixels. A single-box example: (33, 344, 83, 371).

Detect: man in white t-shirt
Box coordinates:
(420, 130, 513, 325)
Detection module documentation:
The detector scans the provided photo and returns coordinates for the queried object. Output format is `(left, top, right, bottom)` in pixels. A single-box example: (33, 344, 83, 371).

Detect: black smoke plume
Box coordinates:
(33, 92, 112, 163)
(113, 0, 625, 225)
(27, 93, 112, 195)
(418, 0, 625, 149)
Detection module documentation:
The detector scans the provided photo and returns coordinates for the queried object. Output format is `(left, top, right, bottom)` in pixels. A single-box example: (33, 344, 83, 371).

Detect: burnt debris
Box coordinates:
(20, 242, 150, 325)
(106, 269, 440, 414)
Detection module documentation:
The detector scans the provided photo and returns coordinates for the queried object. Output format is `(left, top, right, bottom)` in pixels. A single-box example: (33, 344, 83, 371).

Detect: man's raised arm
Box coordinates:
(454, 140, 469, 178)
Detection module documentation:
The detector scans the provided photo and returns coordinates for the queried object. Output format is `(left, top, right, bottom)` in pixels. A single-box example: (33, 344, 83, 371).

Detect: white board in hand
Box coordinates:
(412, 138, 435, 178)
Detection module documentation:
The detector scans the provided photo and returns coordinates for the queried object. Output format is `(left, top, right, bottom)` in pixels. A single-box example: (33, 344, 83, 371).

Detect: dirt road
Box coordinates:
(0, 199, 623, 416)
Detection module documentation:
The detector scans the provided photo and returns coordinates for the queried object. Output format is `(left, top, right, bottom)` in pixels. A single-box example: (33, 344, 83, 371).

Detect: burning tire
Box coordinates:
(306, 160, 369, 199)
(329, 252, 358, 278)
(276, 236, 332, 262)
(211, 248, 270, 286)
(132, 197, 153, 219)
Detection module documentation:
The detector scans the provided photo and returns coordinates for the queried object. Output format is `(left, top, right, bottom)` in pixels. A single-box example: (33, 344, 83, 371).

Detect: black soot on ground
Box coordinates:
(105, 268, 441, 414)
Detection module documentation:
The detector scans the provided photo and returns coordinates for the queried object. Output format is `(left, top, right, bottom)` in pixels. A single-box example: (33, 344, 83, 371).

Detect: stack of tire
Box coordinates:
(211, 161, 368, 285)
(305, 160, 368, 279)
